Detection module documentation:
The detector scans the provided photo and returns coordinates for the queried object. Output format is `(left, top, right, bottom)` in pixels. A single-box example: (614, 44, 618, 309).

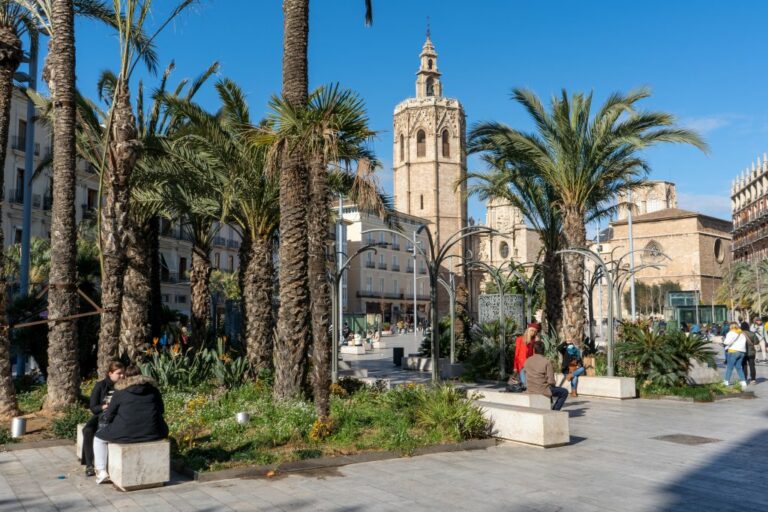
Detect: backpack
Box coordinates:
(745, 331, 759, 357)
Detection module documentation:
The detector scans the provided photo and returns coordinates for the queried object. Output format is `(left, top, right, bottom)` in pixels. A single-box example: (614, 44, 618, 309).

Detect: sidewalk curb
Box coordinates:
(174, 438, 498, 483)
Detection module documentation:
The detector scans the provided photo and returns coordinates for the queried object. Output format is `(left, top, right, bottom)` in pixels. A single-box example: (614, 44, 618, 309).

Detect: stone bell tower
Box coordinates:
(392, 33, 467, 271)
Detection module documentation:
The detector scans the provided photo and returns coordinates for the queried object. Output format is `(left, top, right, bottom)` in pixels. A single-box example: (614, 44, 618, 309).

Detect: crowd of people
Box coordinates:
(80, 362, 169, 485)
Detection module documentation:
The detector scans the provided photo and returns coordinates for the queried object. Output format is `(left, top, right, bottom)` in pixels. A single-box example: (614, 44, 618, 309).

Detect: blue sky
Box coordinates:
(57, 0, 768, 223)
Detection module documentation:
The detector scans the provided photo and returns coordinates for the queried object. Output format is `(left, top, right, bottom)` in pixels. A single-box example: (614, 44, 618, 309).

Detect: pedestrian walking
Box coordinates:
(740, 321, 759, 384)
(524, 341, 568, 411)
(722, 322, 748, 390)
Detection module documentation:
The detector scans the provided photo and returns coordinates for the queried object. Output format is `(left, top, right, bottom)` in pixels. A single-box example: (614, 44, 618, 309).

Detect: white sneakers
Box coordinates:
(740, 381, 748, 390)
(95, 470, 110, 485)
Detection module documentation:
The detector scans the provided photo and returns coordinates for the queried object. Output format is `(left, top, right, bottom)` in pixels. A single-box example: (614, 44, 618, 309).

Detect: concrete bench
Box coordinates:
(556, 374, 636, 399)
(477, 402, 569, 448)
(340, 345, 366, 355)
(471, 389, 551, 410)
(108, 440, 170, 491)
(339, 368, 369, 378)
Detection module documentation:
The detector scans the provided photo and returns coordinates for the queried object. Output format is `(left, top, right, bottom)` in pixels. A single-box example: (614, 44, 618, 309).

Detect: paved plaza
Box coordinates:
(2, 336, 767, 511)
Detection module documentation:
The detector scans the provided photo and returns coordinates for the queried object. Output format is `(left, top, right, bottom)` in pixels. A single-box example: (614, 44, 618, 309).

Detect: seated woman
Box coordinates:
(81, 362, 124, 476)
(558, 341, 585, 397)
(93, 365, 169, 484)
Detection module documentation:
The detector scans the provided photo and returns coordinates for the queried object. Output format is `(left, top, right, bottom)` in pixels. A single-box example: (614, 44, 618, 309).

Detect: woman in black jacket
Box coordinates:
(81, 361, 124, 476)
(93, 365, 169, 484)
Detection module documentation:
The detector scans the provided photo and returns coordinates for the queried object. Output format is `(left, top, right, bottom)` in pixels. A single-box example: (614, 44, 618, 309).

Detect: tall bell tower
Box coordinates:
(392, 33, 467, 269)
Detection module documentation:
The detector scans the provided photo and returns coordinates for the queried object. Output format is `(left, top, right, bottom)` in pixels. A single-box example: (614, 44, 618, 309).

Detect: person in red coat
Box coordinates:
(514, 323, 539, 386)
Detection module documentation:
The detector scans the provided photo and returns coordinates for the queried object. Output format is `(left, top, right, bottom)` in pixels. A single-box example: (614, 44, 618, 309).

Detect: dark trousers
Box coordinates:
(81, 414, 99, 467)
(550, 386, 568, 411)
(742, 354, 757, 381)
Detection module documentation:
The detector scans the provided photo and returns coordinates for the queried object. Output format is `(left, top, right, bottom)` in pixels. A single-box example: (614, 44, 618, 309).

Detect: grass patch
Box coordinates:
(16, 382, 46, 414)
(168, 382, 490, 473)
(640, 382, 742, 402)
(0, 427, 15, 445)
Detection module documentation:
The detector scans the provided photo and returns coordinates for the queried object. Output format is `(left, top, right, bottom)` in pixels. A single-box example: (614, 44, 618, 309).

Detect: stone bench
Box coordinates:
(556, 374, 636, 399)
(108, 440, 170, 492)
(340, 345, 366, 355)
(470, 389, 551, 409)
(476, 402, 569, 448)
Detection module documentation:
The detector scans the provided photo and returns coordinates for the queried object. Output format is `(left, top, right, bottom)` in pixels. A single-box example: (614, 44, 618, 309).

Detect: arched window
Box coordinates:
(642, 240, 664, 264)
(399, 134, 404, 161)
(426, 77, 434, 97)
(428, 58, 433, 70)
(441, 129, 450, 157)
(416, 130, 426, 157)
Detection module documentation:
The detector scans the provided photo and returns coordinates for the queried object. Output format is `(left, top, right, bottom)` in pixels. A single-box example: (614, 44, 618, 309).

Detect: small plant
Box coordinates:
(329, 383, 348, 397)
(52, 405, 90, 440)
(309, 417, 336, 442)
(337, 377, 364, 396)
(0, 427, 15, 445)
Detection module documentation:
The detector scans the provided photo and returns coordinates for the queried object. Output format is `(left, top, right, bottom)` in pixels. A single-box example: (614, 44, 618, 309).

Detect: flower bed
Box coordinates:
(639, 382, 746, 402)
(167, 382, 490, 473)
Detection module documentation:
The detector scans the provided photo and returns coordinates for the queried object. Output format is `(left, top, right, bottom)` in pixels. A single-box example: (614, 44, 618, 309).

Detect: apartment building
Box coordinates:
(341, 202, 433, 328)
(4, 88, 240, 316)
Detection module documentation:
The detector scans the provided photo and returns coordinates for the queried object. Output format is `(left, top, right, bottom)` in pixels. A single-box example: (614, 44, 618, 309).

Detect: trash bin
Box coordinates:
(393, 347, 404, 367)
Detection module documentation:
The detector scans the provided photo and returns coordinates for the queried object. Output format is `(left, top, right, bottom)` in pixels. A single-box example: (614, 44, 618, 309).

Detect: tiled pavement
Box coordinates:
(2, 343, 768, 511)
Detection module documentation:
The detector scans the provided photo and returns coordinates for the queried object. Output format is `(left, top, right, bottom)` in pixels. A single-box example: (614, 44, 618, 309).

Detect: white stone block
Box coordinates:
(556, 374, 636, 399)
(477, 402, 569, 448)
(472, 389, 551, 409)
(75, 423, 85, 460)
(339, 368, 369, 378)
(686, 359, 721, 385)
(108, 440, 170, 492)
(341, 345, 366, 355)
(372, 340, 389, 349)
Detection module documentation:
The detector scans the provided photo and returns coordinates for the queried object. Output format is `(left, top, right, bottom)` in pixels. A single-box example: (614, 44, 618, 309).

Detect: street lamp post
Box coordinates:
(329, 242, 382, 383)
(417, 273, 457, 364)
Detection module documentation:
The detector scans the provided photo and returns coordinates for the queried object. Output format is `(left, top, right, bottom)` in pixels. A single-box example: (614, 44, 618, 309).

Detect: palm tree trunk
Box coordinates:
(119, 219, 151, 360)
(542, 249, 563, 337)
(308, 156, 331, 418)
(242, 234, 275, 374)
(149, 216, 162, 338)
(561, 208, 587, 347)
(0, 26, 23, 418)
(98, 80, 140, 377)
(46, 0, 80, 410)
(274, 0, 310, 400)
(190, 245, 212, 349)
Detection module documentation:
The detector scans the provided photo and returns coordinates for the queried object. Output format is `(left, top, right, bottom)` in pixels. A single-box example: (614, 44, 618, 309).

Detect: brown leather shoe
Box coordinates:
(570, 390, 577, 397)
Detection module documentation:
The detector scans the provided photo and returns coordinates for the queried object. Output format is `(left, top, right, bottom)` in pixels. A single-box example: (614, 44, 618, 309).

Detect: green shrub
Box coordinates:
(16, 382, 46, 414)
(0, 427, 15, 445)
(415, 385, 489, 441)
(463, 321, 516, 381)
(52, 405, 90, 440)
(617, 323, 715, 387)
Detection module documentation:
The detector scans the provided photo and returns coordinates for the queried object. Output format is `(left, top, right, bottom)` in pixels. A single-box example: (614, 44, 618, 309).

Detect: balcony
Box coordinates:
(161, 271, 179, 284)
(356, 290, 405, 300)
(377, 262, 387, 270)
(391, 242, 401, 251)
(43, 195, 52, 210)
(227, 239, 241, 249)
(11, 136, 26, 151)
(8, 189, 23, 204)
(419, 267, 427, 274)
(364, 260, 375, 269)
(406, 265, 414, 273)
(391, 264, 400, 272)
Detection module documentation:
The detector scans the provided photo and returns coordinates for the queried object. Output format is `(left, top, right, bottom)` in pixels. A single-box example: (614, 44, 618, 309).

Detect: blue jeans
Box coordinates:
(569, 367, 586, 390)
(724, 351, 746, 383)
(519, 369, 526, 386)
(550, 386, 568, 411)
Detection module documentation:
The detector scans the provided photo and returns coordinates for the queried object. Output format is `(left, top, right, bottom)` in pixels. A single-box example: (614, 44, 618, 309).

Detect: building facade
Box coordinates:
(589, 207, 732, 324)
(392, 34, 467, 268)
(616, 181, 677, 220)
(731, 155, 768, 262)
(341, 203, 431, 328)
(3, 88, 240, 317)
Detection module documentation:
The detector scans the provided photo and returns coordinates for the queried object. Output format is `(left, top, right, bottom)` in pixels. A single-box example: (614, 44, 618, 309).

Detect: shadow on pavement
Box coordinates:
(658, 427, 768, 511)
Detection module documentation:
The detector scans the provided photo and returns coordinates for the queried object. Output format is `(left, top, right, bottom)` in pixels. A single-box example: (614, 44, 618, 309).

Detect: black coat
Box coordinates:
(96, 375, 169, 443)
(89, 378, 116, 415)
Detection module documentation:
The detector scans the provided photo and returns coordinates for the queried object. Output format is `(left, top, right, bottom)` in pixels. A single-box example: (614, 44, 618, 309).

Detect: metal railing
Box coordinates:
(364, 260, 375, 268)
(377, 262, 387, 270)
(391, 264, 400, 271)
(8, 189, 23, 204)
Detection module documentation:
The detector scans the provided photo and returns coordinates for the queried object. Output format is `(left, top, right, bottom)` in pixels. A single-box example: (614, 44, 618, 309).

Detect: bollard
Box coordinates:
(236, 412, 250, 425)
(11, 417, 26, 438)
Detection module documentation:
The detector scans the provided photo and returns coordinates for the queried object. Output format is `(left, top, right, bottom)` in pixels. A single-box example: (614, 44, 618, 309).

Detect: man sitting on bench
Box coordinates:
(524, 341, 569, 411)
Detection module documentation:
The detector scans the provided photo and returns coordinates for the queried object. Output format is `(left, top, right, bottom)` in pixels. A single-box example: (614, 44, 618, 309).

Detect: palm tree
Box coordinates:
(462, 160, 564, 334)
(474, 88, 706, 345)
(94, 0, 193, 376)
(274, 0, 373, 400)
